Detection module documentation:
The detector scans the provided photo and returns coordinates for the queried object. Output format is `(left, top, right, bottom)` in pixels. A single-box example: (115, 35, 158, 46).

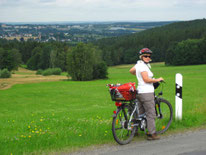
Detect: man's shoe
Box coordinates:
(147, 133, 160, 140)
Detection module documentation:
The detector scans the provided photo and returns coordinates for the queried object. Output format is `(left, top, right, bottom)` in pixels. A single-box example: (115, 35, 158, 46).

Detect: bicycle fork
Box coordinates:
(155, 99, 163, 119)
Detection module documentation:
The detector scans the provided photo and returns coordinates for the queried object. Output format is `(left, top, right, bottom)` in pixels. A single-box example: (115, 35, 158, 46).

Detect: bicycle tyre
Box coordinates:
(112, 104, 137, 145)
(155, 98, 173, 134)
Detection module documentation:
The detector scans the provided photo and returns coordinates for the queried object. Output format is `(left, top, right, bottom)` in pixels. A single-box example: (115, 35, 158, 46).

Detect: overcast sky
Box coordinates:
(0, 0, 206, 23)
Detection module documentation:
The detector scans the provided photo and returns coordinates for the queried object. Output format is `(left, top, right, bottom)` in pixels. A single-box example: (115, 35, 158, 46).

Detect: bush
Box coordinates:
(42, 68, 62, 76)
(36, 69, 43, 75)
(93, 62, 108, 79)
(51, 68, 62, 75)
(42, 69, 53, 76)
(0, 69, 11, 78)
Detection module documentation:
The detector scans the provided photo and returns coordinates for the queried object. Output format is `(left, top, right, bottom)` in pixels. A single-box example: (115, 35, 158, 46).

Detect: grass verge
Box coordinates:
(0, 63, 206, 154)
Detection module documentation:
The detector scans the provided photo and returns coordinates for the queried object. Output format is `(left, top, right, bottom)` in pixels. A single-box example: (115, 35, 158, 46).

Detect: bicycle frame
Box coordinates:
(113, 100, 146, 130)
(113, 95, 164, 132)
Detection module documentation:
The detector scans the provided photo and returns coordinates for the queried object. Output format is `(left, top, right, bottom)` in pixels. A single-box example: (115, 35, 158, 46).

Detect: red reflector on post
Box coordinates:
(113, 111, 117, 114)
(115, 102, 122, 107)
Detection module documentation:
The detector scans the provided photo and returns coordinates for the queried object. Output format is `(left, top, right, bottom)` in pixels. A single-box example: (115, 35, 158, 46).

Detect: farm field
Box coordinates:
(0, 63, 206, 154)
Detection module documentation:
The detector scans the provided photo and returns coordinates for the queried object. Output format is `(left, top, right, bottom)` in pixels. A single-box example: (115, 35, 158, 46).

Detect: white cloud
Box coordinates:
(0, 0, 205, 22)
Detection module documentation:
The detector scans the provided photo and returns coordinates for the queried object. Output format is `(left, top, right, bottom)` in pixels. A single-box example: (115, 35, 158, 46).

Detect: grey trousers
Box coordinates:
(137, 93, 156, 134)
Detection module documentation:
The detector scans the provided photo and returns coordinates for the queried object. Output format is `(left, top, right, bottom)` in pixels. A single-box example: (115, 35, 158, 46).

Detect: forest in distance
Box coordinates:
(0, 19, 206, 78)
(95, 19, 206, 66)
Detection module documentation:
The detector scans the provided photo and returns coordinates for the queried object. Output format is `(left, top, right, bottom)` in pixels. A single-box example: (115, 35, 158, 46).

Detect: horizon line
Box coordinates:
(0, 20, 182, 25)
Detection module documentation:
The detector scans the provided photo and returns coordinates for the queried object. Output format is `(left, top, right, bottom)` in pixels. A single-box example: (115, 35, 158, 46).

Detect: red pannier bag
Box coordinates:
(109, 82, 136, 101)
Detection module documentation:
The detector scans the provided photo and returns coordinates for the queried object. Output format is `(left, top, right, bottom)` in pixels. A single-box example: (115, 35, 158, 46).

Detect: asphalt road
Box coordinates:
(70, 129, 206, 155)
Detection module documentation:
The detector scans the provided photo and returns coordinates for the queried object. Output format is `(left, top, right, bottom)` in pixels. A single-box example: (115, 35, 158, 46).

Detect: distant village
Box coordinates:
(0, 22, 172, 43)
(0, 23, 101, 42)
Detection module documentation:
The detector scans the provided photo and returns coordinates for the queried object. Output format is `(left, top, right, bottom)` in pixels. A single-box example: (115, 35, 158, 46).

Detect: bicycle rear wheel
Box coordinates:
(112, 104, 137, 145)
(155, 98, 173, 134)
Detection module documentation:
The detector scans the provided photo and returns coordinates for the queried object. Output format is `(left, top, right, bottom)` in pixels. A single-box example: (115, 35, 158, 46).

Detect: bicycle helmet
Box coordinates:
(139, 48, 153, 55)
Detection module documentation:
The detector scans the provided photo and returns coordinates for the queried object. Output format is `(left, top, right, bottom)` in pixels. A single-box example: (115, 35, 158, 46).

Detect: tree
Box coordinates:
(67, 43, 95, 81)
(67, 43, 107, 81)
(38, 44, 52, 69)
(27, 47, 42, 70)
(54, 47, 67, 71)
(8, 49, 22, 70)
(50, 49, 58, 68)
(0, 48, 21, 71)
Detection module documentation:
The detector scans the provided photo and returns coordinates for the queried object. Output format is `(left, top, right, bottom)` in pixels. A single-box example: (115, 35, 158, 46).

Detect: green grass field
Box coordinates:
(0, 63, 206, 154)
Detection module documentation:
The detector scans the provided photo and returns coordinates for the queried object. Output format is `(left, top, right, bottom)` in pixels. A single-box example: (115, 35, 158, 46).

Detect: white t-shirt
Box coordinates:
(135, 60, 154, 93)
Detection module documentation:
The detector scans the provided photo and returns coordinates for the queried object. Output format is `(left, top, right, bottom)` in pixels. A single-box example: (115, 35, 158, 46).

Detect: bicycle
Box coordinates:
(107, 81, 173, 145)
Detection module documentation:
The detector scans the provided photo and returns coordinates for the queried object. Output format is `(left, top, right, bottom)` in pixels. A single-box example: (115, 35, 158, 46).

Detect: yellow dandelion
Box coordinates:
(28, 125, 31, 128)
(36, 131, 39, 134)
(32, 131, 35, 133)
(40, 119, 43, 122)
(79, 134, 82, 137)
(28, 135, 31, 138)
(39, 129, 42, 132)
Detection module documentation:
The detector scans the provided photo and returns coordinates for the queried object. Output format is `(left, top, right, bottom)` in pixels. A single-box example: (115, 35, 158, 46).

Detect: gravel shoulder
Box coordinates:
(69, 128, 206, 155)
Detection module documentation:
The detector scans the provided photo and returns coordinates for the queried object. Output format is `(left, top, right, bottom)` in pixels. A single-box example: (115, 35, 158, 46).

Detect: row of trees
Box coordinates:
(0, 40, 69, 71)
(166, 38, 206, 65)
(26, 43, 68, 71)
(0, 39, 108, 80)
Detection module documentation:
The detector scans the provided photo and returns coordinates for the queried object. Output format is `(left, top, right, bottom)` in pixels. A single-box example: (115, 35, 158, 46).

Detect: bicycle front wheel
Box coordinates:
(155, 98, 173, 134)
(112, 105, 137, 145)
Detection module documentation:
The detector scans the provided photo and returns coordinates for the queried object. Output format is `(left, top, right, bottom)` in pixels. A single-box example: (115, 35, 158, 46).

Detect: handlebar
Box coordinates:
(160, 80, 165, 83)
(155, 81, 165, 97)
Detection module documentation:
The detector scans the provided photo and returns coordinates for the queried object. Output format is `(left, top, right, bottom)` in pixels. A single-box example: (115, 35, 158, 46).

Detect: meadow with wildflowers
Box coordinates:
(0, 63, 206, 154)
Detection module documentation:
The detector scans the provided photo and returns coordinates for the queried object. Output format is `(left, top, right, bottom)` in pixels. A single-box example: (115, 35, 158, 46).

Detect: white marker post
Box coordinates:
(175, 73, 183, 120)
